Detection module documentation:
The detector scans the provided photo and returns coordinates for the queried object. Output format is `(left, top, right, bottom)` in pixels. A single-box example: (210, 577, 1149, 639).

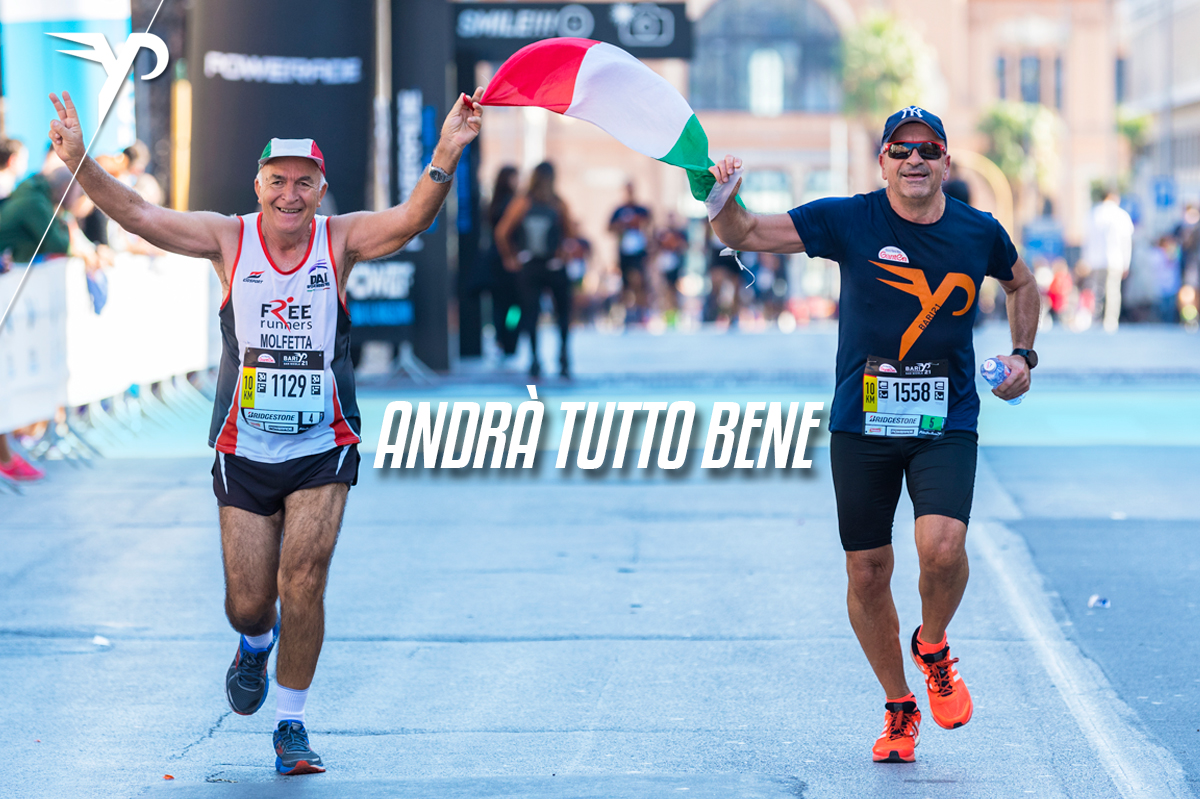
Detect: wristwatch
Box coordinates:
(1012, 348, 1038, 369)
(428, 165, 453, 184)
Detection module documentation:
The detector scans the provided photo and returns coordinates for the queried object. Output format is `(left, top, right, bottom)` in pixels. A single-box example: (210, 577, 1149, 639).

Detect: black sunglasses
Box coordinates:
(882, 141, 946, 160)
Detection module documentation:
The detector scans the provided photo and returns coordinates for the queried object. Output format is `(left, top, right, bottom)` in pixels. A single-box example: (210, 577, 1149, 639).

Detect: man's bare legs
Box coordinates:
(846, 544, 909, 698)
(220, 482, 348, 689)
(845, 514, 969, 697)
(220, 505, 284, 638)
(275, 483, 347, 689)
(914, 514, 968, 645)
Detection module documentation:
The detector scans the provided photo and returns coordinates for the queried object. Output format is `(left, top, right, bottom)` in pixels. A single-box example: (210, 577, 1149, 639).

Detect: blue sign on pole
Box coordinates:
(0, 2, 134, 179)
(1154, 176, 1176, 208)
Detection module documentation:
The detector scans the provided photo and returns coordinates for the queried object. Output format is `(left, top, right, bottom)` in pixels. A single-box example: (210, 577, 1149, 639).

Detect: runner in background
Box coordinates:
(609, 181, 652, 326)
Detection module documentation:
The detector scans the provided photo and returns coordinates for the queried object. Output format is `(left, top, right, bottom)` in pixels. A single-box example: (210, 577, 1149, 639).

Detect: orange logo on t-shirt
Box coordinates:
(872, 261, 975, 359)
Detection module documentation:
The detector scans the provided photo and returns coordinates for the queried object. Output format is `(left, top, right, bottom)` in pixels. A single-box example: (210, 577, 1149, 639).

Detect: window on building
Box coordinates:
(690, 0, 840, 113)
(748, 48, 785, 116)
(1054, 57, 1063, 109)
(741, 170, 794, 213)
(1020, 56, 1041, 104)
(1115, 57, 1127, 105)
(997, 57, 1007, 100)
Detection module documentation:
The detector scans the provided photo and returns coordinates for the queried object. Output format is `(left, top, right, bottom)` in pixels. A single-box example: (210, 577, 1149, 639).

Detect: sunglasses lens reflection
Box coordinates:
(885, 142, 944, 160)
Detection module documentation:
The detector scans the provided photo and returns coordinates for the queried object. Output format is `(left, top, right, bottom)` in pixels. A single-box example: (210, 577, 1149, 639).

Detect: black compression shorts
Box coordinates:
(829, 430, 977, 552)
(212, 445, 359, 517)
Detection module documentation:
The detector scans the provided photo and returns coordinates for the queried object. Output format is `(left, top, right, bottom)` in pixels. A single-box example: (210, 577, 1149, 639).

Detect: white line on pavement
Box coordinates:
(973, 456, 1190, 799)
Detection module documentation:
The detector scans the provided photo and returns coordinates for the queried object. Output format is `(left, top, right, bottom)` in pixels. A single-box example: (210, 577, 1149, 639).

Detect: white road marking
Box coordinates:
(973, 455, 1189, 799)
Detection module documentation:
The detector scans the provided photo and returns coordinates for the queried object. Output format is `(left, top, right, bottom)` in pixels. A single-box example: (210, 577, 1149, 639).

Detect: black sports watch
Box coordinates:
(1012, 348, 1038, 369)
(428, 165, 453, 184)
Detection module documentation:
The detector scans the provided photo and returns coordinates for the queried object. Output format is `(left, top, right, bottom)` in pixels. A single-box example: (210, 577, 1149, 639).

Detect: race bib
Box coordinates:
(862, 356, 948, 438)
(620, 228, 646, 255)
(240, 347, 325, 435)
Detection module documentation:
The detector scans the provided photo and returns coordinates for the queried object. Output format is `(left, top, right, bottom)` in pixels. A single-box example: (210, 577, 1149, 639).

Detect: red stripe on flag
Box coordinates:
(480, 37, 599, 113)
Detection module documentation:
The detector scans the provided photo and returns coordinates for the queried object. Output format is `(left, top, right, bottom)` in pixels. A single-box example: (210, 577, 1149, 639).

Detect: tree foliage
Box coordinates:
(977, 101, 1060, 194)
(1116, 107, 1151, 152)
(841, 12, 928, 125)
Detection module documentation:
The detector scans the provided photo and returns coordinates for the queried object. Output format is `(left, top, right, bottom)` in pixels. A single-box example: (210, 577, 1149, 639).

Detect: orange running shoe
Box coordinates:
(910, 627, 973, 729)
(872, 698, 921, 763)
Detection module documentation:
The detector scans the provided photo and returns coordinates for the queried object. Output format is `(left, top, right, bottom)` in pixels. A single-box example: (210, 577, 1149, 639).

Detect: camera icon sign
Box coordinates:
(557, 4, 596, 38)
(611, 3, 676, 48)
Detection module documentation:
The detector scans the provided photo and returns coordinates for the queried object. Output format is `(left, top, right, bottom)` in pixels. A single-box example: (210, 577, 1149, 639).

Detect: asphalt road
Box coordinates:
(1, 323, 1197, 799)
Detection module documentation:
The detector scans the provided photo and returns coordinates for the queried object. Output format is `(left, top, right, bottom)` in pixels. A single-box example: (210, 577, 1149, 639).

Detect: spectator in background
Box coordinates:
(0, 137, 29, 205)
(0, 168, 77, 262)
(495, 161, 575, 378)
(1174, 203, 1200, 292)
(1150, 234, 1182, 323)
(653, 213, 689, 327)
(121, 140, 164, 206)
(1083, 188, 1134, 332)
(609, 181, 652, 325)
(1046, 257, 1073, 326)
(943, 164, 971, 206)
(0, 165, 73, 484)
(484, 165, 520, 359)
(704, 222, 742, 326)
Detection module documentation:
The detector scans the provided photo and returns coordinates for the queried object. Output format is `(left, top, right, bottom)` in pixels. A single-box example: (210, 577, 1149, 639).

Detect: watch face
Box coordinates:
(1015, 349, 1038, 368)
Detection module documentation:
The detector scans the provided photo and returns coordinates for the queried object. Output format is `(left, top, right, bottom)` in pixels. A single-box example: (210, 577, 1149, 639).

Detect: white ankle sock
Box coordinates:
(243, 630, 274, 651)
(275, 684, 308, 725)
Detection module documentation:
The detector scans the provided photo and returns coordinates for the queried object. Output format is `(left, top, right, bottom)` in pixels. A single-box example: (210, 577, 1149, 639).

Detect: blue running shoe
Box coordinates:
(274, 720, 325, 774)
(224, 622, 278, 715)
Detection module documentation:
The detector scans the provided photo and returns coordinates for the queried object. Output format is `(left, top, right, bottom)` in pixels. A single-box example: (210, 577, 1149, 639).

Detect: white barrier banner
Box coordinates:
(66, 253, 215, 407)
(0, 261, 69, 431)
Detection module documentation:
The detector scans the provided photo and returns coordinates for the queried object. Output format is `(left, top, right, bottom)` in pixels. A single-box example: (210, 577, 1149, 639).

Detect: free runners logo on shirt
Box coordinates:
(871, 261, 975, 359)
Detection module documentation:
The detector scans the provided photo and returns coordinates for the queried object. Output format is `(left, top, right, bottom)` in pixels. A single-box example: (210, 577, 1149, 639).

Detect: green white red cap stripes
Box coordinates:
(258, 138, 325, 175)
(481, 38, 717, 202)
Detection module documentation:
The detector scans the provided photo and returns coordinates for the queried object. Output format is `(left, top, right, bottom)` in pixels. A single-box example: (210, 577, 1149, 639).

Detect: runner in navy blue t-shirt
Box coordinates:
(708, 107, 1040, 764)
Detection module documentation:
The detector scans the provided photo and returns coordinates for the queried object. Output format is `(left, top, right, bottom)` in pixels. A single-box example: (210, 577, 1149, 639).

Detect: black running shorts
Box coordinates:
(829, 430, 977, 552)
(212, 445, 359, 517)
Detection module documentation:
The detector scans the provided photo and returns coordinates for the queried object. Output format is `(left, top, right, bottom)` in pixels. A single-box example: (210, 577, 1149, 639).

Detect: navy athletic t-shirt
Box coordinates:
(789, 189, 1018, 434)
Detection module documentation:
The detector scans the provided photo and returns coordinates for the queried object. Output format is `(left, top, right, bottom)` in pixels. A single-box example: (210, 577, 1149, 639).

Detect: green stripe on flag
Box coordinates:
(659, 114, 716, 201)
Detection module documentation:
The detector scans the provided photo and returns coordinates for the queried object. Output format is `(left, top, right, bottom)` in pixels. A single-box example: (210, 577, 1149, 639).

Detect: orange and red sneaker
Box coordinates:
(872, 698, 921, 763)
(910, 627, 973, 729)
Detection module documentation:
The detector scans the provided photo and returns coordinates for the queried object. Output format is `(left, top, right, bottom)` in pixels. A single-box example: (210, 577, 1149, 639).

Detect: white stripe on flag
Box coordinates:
(564, 42, 694, 160)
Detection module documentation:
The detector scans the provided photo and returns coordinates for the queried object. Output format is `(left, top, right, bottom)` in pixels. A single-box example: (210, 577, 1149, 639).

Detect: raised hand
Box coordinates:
(709, 154, 742, 184)
(48, 91, 86, 170)
(442, 87, 484, 150)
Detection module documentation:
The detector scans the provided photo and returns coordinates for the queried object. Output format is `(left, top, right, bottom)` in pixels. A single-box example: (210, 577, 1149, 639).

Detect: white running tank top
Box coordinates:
(208, 213, 360, 463)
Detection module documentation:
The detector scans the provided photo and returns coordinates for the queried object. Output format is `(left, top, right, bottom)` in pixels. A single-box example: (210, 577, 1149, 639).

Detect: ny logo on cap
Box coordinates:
(900, 106, 924, 119)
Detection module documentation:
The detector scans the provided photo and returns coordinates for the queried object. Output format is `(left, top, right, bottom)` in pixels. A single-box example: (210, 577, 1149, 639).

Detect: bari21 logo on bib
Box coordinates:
(872, 261, 975, 359)
(48, 32, 169, 125)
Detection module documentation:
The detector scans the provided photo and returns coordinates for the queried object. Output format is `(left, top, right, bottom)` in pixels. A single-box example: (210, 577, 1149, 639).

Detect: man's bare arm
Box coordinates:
(49, 92, 237, 263)
(333, 88, 483, 267)
(991, 256, 1040, 399)
(708, 155, 806, 255)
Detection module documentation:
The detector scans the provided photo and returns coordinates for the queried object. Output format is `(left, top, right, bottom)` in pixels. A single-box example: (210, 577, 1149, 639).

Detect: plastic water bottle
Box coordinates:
(980, 357, 1022, 405)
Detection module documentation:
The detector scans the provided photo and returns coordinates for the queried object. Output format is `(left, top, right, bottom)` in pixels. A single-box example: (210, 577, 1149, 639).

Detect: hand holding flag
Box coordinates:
(480, 38, 726, 209)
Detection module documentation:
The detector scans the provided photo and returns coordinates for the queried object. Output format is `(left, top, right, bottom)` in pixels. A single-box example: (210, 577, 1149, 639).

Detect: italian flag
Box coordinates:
(481, 38, 717, 201)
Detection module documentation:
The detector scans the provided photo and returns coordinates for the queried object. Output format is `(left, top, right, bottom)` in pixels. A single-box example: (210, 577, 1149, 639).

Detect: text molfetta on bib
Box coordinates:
(871, 261, 975, 359)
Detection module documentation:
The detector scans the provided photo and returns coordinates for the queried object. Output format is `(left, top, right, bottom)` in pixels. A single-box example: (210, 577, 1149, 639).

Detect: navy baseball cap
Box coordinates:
(880, 106, 947, 146)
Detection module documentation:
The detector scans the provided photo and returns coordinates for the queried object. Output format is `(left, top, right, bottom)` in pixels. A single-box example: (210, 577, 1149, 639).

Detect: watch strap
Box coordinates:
(1012, 348, 1036, 368)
